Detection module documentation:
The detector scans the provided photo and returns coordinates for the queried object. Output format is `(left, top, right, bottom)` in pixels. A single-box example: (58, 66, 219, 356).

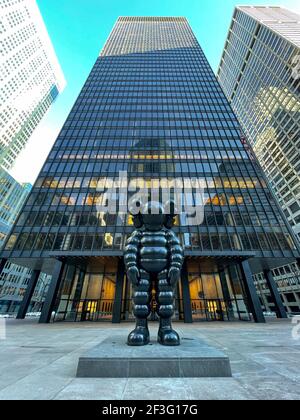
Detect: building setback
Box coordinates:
(1, 16, 299, 324)
(218, 6, 300, 314)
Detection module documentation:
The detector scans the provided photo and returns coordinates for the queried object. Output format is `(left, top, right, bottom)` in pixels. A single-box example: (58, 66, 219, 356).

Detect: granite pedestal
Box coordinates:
(76, 336, 232, 378)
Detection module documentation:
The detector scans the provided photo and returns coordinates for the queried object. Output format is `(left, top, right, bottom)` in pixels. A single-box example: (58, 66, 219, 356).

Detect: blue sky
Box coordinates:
(11, 0, 300, 183)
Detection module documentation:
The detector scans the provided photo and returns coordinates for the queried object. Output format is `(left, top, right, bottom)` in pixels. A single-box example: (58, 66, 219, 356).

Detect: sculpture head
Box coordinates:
(130, 201, 177, 231)
(142, 201, 165, 231)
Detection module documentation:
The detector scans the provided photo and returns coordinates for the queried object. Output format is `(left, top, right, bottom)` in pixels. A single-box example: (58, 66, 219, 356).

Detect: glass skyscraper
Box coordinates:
(1, 16, 299, 324)
(217, 6, 300, 315)
(217, 6, 300, 240)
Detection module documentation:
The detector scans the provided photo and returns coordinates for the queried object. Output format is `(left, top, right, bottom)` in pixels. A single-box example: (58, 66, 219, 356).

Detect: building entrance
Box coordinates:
(79, 299, 114, 321)
(53, 260, 117, 322)
(187, 260, 251, 321)
(190, 298, 224, 321)
(120, 281, 185, 322)
(52, 257, 251, 322)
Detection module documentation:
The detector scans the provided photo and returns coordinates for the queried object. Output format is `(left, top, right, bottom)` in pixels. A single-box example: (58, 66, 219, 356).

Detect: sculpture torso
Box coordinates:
(125, 227, 182, 276)
(139, 230, 168, 273)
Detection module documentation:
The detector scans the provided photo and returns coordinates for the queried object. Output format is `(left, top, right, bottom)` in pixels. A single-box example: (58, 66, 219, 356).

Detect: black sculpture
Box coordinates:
(124, 201, 184, 346)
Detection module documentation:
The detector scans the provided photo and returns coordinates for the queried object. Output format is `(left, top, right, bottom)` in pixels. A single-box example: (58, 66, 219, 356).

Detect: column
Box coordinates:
(16, 269, 40, 319)
(219, 269, 235, 321)
(240, 260, 265, 323)
(0, 258, 7, 275)
(264, 269, 287, 319)
(112, 259, 125, 323)
(296, 258, 300, 271)
(39, 260, 64, 323)
(72, 268, 85, 310)
(180, 260, 193, 323)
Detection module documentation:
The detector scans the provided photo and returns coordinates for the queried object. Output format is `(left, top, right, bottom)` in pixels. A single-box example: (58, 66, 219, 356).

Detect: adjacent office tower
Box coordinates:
(0, 0, 66, 170)
(0, 172, 31, 248)
(1, 17, 299, 325)
(0, 262, 51, 314)
(0, 173, 32, 314)
(0, 0, 65, 314)
(218, 6, 300, 314)
(218, 6, 300, 239)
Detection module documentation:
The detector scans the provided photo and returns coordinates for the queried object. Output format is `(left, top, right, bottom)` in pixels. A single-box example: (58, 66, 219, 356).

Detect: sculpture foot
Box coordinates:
(127, 326, 150, 346)
(158, 327, 180, 346)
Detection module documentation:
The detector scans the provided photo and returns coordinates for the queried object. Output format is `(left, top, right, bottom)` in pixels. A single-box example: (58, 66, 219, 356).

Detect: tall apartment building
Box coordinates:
(217, 6, 300, 313)
(0, 0, 66, 170)
(1, 16, 299, 324)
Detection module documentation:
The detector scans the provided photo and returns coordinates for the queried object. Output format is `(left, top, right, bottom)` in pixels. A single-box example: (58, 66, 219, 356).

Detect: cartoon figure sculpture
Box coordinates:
(124, 201, 184, 346)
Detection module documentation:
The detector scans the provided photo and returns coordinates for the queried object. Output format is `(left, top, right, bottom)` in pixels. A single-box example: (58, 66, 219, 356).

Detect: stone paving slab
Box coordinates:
(0, 318, 299, 400)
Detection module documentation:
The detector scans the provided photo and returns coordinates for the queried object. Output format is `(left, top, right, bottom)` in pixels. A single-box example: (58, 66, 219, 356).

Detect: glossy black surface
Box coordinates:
(124, 202, 183, 346)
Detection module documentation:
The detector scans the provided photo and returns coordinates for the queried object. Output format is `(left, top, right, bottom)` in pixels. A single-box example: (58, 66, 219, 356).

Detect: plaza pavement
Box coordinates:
(0, 318, 299, 400)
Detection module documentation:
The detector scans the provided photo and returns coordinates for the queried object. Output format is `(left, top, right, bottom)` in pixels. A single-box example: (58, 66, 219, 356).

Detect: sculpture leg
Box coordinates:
(157, 269, 180, 346)
(127, 269, 151, 346)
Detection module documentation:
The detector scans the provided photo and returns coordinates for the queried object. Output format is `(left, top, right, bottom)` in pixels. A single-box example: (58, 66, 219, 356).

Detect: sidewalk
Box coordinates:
(0, 318, 299, 400)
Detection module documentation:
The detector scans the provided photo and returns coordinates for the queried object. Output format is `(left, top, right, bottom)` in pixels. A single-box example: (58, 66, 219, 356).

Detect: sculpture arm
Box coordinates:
(124, 231, 141, 285)
(166, 230, 184, 286)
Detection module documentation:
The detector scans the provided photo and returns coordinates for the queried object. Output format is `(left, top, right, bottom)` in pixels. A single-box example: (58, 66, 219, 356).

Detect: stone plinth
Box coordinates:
(76, 336, 231, 378)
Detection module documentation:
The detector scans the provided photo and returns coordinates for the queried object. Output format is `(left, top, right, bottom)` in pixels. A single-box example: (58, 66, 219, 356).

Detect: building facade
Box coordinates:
(0, 260, 51, 314)
(1, 16, 299, 324)
(0, 168, 31, 248)
(0, 0, 66, 171)
(217, 6, 300, 313)
(0, 170, 33, 314)
(254, 261, 300, 314)
(217, 6, 300, 239)
(0, 0, 65, 314)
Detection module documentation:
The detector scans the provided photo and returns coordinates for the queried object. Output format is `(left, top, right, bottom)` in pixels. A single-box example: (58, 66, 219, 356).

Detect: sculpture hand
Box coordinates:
(168, 267, 180, 286)
(127, 266, 140, 286)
